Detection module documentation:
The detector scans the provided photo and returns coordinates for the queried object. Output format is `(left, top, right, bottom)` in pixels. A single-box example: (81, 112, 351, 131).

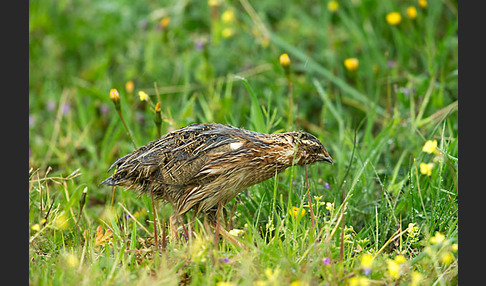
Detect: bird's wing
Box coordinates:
(102, 124, 245, 188)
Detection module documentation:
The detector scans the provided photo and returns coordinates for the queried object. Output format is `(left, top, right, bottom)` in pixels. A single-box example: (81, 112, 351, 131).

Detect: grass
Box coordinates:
(29, 0, 458, 285)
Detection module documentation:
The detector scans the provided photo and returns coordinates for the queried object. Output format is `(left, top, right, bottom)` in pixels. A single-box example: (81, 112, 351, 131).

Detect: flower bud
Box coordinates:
(154, 102, 162, 125)
(279, 53, 291, 68)
(125, 81, 134, 94)
(344, 58, 359, 72)
(386, 12, 402, 26)
(407, 6, 417, 19)
(160, 17, 170, 29)
(109, 89, 121, 110)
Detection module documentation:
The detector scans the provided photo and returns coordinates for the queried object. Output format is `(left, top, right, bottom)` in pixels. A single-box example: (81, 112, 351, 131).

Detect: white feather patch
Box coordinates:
(230, 142, 243, 150)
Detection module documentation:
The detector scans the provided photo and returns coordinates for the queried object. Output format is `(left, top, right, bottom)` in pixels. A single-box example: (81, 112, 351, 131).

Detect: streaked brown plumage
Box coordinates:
(101, 123, 332, 242)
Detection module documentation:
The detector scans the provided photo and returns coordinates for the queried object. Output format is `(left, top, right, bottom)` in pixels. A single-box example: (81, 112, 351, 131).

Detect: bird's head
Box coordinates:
(291, 131, 333, 166)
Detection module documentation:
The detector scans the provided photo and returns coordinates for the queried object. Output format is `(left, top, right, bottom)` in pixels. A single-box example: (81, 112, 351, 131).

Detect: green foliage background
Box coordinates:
(29, 0, 458, 285)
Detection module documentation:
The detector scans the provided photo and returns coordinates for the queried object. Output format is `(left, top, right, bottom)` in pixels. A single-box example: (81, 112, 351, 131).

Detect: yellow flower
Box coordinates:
(189, 236, 211, 263)
(221, 10, 235, 23)
(422, 140, 439, 154)
(360, 253, 374, 269)
(407, 222, 419, 242)
(451, 243, 458, 252)
(440, 251, 454, 265)
(31, 224, 41, 231)
(138, 91, 149, 102)
(419, 162, 434, 176)
(348, 277, 358, 286)
(279, 53, 291, 68)
(410, 271, 423, 286)
(348, 275, 370, 286)
(110, 88, 120, 101)
(160, 17, 171, 29)
(394, 255, 407, 264)
(418, 0, 427, 9)
(65, 252, 79, 268)
(133, 209, 147, 219)
(407, 222, 418, 232)
(125, 80, 134, 93)
(228, 229, 245, 237)
(327, 1, 339, 12)
(386, 12, 402, 26)
(407, 6, 417, 19)
(264, 267, 280, 284)
(264, 268, 276, 277)
(290, 281, 309, 286)
(208, 0, 220, 7)
(290, 206, 306, 218)
(429, 232, 445, 245)
(222, 28, 234, 38)
(344, 58, 359, 71)
(109, 89, 121, 109)
(387, 259, 400, 279)
(216, 282, 235, 286)
(326, 202, 334, 211)
(155, 102, 161, 113)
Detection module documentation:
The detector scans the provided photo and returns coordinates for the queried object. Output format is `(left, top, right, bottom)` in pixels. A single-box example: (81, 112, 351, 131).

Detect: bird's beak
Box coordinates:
(318, 153, 334, 165)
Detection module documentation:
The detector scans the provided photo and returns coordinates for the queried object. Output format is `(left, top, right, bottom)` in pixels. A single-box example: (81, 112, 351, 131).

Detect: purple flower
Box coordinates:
(322, 257, 330, 265)
(387, 60, 395, 68)
(194, 37, 208, 51)
(221, 258, 230, 263)
(195, 39, 205, 51)
(47, 101, 56, 111)
(62, 103, 71, 114)
(29, 115, 35, 128)
(401, 87, 411, 96)
(363, 267, 371, 275)
(324, 182, 330, 190)
(99, 103, 110, 115)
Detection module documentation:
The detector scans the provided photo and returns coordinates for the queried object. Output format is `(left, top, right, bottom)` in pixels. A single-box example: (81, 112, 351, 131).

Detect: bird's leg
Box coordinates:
(158, 180, 166, 250)
(169, 211, 190, 244)
(165, 191, 190, 244)
(227, 196, 240, 230)
(148, 176, 159, 250)
(213, 204, 221, 246)
(151, 190, 159, 249)
(212, 223, 243, 248)
(202, 216, 212, 240)
(169, 213, 180, 243)
(209, 205, 243, 248)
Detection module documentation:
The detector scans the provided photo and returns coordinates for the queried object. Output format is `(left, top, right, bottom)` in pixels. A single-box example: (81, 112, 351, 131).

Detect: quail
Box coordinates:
(101, 123, 333, 243)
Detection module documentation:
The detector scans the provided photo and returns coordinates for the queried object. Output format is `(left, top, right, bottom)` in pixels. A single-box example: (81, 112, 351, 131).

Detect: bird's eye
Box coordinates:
(310, 145, 320, 153)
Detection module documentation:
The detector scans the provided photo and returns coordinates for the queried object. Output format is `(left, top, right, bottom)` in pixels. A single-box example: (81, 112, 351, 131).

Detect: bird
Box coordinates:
(101, 123, 333, 244)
